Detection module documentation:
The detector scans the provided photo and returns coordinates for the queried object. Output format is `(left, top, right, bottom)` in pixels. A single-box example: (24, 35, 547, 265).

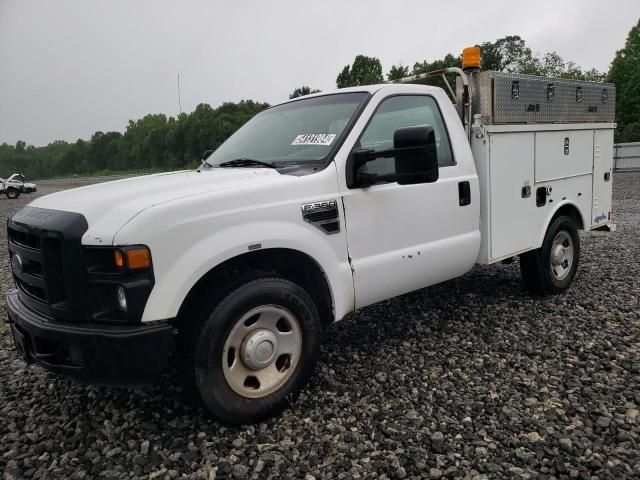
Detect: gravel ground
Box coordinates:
(1, 175, 639, 480)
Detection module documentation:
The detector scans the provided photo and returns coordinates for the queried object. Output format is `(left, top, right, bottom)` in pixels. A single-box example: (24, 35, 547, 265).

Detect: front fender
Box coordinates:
(138, 220, 354, 323)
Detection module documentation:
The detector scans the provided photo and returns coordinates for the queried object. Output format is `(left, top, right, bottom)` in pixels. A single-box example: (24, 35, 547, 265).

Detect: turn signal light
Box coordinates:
(114, 247, 151, 270)
(126, 248, 151, 269)
(462, 46, 481, 71)
(114, 250, 124, 268)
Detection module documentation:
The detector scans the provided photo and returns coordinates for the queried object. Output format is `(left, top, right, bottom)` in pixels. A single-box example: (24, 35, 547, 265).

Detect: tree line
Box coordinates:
(0, 100, 269, 180)
(1, 24, 638, 180)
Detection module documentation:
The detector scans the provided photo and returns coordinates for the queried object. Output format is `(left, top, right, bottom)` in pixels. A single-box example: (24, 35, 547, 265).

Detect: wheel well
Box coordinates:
(551, 204, 584, 230)
(177, 248, 334, 327)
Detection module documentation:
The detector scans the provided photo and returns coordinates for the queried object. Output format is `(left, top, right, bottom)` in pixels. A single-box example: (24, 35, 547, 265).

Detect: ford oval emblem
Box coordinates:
(11, 253, 23, 274)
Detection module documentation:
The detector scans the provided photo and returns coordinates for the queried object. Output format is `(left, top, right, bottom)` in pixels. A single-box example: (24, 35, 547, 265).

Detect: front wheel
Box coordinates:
(6, 188, 20, 199)
(179, 275, 321, 424)
(520, 215, 580, 294)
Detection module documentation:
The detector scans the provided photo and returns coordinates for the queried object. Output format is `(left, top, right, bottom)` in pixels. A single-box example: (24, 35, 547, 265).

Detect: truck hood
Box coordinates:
(28, 169, 285, 244)
(5, 180, 33, 186)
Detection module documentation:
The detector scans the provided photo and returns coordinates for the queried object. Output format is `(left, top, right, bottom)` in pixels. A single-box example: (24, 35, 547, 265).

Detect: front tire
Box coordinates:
(179, 275, 321, 424)
(6, 188, 20, 199)
(520, 215, 580, 294)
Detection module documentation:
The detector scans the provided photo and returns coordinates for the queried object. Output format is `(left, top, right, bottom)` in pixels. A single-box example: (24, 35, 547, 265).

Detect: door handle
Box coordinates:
(458, 181, 471, 206)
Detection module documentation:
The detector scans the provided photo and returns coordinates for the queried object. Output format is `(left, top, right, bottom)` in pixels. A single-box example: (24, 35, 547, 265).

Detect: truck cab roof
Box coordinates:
(279, 83, 445, 106)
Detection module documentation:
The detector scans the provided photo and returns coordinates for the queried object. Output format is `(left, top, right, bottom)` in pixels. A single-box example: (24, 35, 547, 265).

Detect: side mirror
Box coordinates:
(348, 125, 439, 188)
(393, 125, 438, 185)
(202, 149, 214, 160)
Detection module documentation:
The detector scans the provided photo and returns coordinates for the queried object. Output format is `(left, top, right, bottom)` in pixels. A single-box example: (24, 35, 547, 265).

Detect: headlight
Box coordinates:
(83, 246, 154, 323)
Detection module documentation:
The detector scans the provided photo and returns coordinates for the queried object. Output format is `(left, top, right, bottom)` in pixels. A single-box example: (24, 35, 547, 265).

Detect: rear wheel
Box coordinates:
(178, 275, 321, 424)
(520, 215, 580, 294)
(6, 188, 20, 199)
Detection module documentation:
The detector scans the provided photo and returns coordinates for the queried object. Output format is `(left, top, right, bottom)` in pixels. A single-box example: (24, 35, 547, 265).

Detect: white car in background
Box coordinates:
(1, 173, 37, 199)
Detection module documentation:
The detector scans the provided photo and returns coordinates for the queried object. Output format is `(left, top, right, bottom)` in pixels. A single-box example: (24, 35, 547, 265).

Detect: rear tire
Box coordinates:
(178, 274, 321, 424)
(6, 188, 20, 199)
(520, 215, 580, 294)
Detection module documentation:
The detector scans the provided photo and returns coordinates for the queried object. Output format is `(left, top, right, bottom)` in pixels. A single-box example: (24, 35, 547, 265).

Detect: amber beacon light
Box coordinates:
(462, 46, 481, 71)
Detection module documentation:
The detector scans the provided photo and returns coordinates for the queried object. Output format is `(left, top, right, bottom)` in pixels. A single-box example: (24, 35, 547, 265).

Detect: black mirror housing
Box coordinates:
(393, 125, 439, 185)
(347, 125, 439, 188)
(202, 149, 214, 161)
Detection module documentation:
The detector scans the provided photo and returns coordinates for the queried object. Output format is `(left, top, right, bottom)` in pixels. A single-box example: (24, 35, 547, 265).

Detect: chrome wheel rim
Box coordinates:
(222, 305, 302, 398)
(550, 231, 574, 281)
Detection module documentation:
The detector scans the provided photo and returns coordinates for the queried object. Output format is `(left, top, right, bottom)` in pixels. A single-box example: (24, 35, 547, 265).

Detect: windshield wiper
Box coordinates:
(218, 158, 278, 169)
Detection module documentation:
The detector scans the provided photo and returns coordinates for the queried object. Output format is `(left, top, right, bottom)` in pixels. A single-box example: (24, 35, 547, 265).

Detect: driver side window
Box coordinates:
(355, 95, 454, 181)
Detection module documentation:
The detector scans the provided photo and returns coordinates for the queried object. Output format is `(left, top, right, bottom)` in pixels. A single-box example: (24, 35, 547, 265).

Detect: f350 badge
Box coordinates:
(301, 200, 340, 235)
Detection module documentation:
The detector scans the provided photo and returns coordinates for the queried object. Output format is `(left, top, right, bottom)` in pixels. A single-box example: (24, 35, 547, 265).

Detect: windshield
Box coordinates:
(205, 92, 368, 167)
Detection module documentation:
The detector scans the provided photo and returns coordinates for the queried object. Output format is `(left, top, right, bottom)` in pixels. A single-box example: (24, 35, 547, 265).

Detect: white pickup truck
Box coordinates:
(6, 50, 615, 424)
(1, 173, 37, 199)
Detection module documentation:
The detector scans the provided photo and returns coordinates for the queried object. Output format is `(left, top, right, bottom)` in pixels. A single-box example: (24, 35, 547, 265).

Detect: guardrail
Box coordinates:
(614, 142, 640, 172)
(35, 173, 150, 185)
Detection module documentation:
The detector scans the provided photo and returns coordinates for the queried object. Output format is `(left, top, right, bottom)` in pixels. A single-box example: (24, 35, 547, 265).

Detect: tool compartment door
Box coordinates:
(535, 130, 594, 183)
(489, 132, 538, 260)
(591, 129, 614, 227)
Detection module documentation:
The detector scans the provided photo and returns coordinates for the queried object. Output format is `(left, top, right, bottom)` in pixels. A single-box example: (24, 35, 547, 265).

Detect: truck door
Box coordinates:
(339, 93, 480, 309)
(592, 129, 614, 227)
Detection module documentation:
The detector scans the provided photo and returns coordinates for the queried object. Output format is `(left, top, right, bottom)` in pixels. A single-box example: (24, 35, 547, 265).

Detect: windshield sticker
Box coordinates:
(291, 134, 336, 146)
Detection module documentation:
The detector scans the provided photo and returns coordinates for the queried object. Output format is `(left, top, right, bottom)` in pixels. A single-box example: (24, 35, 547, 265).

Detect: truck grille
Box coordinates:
(7, 207, 88, 322)
(8, 228, 41, 250)
(9, 226, 64, 314)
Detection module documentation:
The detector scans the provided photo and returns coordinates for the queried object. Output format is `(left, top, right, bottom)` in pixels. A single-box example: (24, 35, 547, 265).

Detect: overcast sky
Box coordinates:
(1, 0, 638, 146)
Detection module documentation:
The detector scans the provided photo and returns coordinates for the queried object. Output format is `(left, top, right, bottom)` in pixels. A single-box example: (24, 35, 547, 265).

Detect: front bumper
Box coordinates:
(6, 290, 172, 385)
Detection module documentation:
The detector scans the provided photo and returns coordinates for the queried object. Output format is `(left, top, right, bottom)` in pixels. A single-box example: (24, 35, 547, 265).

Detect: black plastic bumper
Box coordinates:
(6, 290, 172, 385)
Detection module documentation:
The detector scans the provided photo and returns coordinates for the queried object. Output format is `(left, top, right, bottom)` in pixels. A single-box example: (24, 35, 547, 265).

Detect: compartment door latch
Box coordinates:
(536, 186, 548, 207)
